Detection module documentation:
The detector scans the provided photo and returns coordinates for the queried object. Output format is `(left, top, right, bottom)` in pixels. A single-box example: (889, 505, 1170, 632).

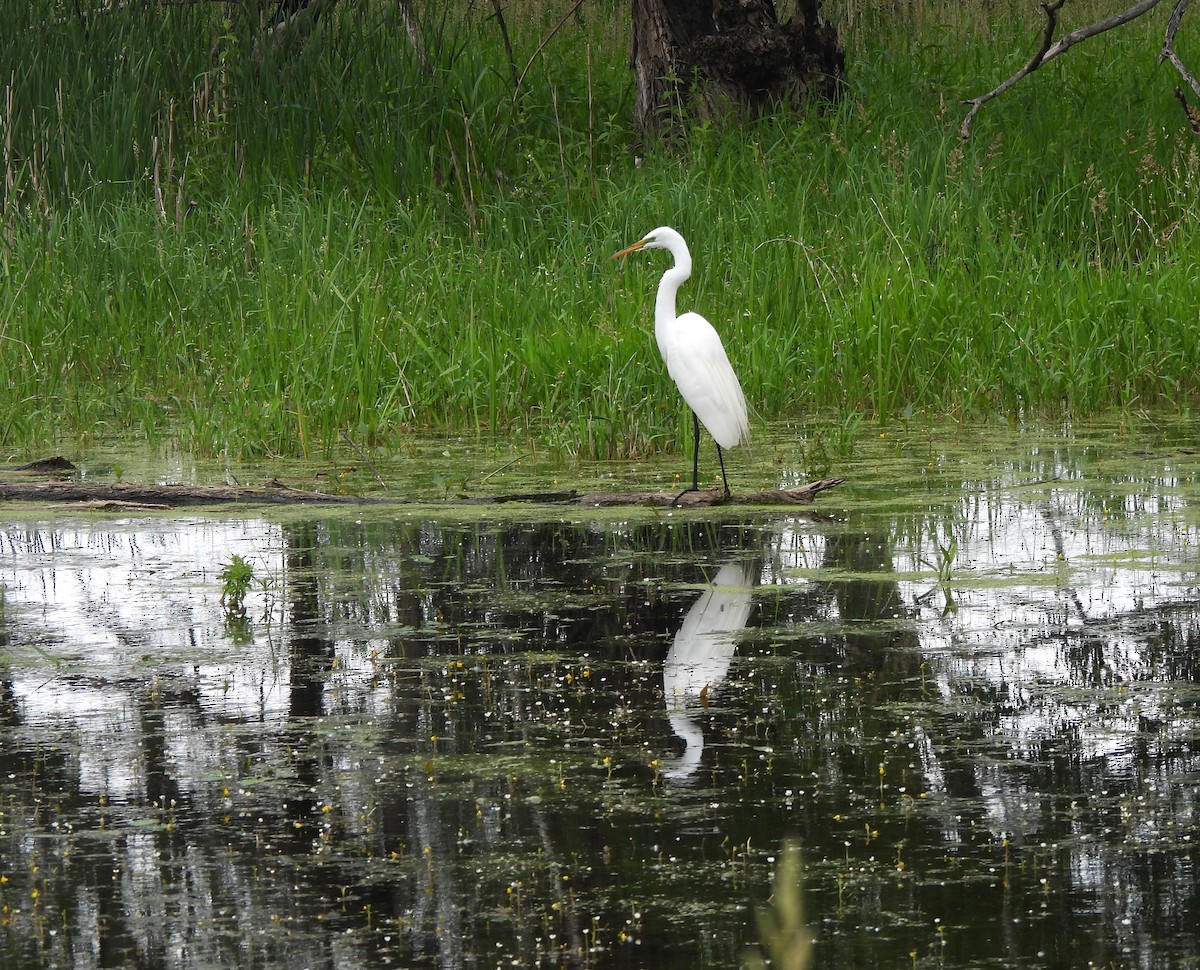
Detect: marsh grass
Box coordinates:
(3, 0, 1200, 460)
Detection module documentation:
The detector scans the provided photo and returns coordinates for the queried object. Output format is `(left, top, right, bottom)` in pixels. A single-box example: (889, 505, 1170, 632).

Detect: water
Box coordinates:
(1, 419, 1199, 968)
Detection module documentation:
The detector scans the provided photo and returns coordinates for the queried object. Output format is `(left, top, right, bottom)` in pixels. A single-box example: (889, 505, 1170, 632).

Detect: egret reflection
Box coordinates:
(662, 560, 758, 781)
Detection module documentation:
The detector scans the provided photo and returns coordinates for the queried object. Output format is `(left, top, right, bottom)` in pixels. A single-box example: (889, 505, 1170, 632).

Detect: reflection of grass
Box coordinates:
(745, 840, 811, 970)
(919, 534, 957, 587)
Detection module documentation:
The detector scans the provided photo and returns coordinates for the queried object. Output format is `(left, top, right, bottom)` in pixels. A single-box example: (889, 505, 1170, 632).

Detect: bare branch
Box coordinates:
(1159, 0, 1200, 101)
(489, 0, 519, 89)
(961, 0, 1164, 139)
(960, 0, 1067, 139)
(1162, 0, 1189, 44)
(1174, 85, 1200, 131)
(513, 0, 588, 99)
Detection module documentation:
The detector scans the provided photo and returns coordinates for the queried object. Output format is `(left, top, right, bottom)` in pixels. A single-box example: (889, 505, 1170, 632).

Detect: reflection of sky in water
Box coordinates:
(4, 517, 279, 657)
(769, 483, 1197, 653)
(3, 518, 291, 801)
(766, 475, 1200, 855)
(2, 471, 1195, 792)
(1, 467, 1197, 794)
(1, 442, 1199, 967)
(0, 472, 1195, 729)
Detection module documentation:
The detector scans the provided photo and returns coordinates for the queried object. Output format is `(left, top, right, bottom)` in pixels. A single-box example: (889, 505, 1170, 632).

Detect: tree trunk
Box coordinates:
(630, 0, 845, 136)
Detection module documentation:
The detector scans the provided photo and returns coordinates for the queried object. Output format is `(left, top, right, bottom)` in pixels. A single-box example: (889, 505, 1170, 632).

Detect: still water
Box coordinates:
(1, 420, 1199, 968)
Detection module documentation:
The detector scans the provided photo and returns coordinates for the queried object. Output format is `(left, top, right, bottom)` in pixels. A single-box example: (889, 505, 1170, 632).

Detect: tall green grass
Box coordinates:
(3, 0, 1200, 459)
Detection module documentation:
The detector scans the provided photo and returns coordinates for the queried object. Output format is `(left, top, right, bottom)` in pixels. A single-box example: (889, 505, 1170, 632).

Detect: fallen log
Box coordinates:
(0, 480, 355, 508)
(0, 477, 845, 510)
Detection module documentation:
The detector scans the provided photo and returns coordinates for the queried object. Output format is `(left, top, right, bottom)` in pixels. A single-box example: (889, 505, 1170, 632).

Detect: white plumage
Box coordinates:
(612, 226, 749, 498)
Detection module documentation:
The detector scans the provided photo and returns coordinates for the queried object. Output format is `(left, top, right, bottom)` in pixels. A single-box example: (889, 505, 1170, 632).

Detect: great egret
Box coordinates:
(611, 226, 749, 500)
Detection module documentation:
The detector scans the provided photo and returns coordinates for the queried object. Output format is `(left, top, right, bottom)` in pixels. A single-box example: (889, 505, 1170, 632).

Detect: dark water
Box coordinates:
(2, 422, 1199, 968)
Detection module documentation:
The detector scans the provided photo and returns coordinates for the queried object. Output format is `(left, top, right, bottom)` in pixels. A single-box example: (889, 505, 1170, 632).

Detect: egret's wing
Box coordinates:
(663, 313, 749, 450)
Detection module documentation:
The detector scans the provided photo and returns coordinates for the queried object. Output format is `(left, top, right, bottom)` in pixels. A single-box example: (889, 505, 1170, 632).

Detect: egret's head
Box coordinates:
(611, 226, 679, 259)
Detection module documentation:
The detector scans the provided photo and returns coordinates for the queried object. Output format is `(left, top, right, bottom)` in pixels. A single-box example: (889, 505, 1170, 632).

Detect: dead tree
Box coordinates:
(961, 0, 1200, 138)
(630, 0, 845, 137)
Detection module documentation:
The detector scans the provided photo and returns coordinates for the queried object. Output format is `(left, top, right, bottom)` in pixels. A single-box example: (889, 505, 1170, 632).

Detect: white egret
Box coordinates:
(611, 226, 749, 500)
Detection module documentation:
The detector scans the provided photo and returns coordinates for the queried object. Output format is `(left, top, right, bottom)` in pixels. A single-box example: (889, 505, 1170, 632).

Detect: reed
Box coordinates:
(3, 0, 1199, 459)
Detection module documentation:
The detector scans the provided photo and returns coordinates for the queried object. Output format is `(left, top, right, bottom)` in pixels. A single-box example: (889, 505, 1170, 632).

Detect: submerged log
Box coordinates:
(0, 477, 845, 510)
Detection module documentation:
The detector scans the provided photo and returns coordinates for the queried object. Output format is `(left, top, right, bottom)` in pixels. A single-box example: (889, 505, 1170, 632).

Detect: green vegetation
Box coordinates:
(219, 553, 254, 618)
(3, 1, 1199, 460)
(746, 840, 812, 970)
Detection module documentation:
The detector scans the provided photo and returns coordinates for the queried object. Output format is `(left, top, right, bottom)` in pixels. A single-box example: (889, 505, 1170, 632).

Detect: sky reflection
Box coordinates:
(2, 431, 1199, 967)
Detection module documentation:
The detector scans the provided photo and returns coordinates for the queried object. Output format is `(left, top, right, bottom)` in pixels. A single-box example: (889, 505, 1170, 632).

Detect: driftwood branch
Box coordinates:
(960, 0, 1166, 139)
(0, 462, 845, 510)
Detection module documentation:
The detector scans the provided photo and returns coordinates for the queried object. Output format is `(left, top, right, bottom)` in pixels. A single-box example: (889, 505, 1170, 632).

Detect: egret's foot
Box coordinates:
(671, 486, 699, 507)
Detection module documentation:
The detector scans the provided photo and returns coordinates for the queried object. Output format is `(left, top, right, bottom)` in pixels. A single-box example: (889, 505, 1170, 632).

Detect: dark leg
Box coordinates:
(716, 444, 731, 499)
(690, 411, 701, 491)
(672, 412, 703, 506)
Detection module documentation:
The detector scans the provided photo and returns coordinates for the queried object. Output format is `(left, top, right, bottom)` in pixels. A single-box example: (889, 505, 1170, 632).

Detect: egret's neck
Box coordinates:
(654, 248, 692, 335)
